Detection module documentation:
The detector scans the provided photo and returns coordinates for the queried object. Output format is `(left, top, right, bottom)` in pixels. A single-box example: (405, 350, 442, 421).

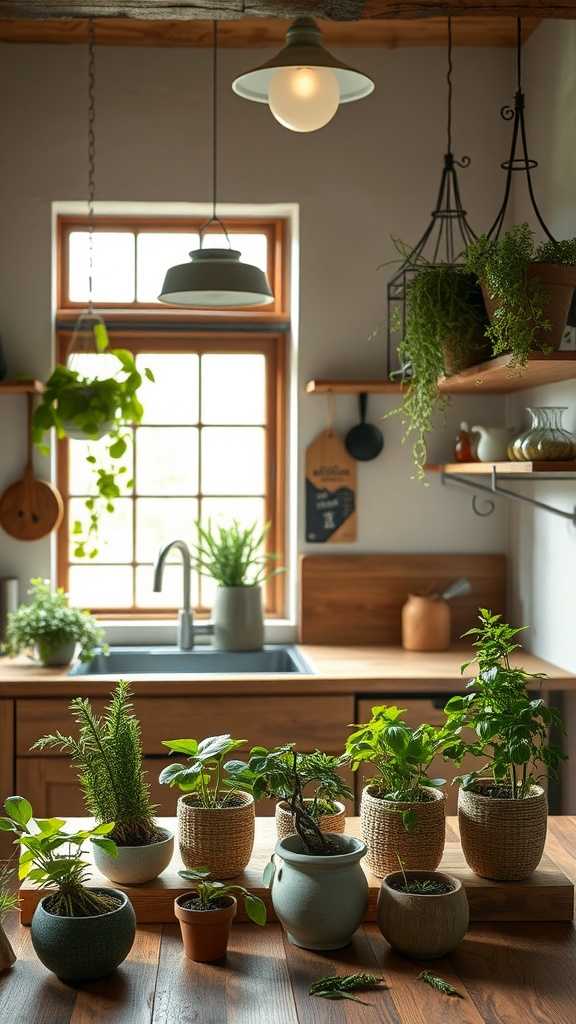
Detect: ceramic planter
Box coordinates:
(458, 780, 547, 881)
(275, 800, 346, 840)
(482, 262, 576, 354)
(360, 784, 446, 877)
(213, 585, 264, 651)
(91, 827, 174, 885)
(271, 833, 368, 951)
(36, 639, 76, 667)
(0, 921, 16, 970)
(377, 870, 469, 959)
(30, 888, 136, 982)
(174, 892, 237, 962)
(177, 792, 255, 879)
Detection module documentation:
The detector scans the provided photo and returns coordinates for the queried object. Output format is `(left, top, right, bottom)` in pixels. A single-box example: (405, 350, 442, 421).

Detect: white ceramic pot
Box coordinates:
(471, 425, 514, 462)
(213, 585, 264, 651)
(91, 827, 174, 885)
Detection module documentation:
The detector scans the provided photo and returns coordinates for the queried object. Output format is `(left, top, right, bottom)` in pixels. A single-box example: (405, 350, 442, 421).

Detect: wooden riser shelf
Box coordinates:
(0, 379, 44, 395)
(428, 461, 576, 476)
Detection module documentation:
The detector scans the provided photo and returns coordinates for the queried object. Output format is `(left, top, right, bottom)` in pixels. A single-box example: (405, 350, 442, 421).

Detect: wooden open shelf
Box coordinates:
(306, 353, 576, 397)
(0, 379, 44, 395)
(428, 461, 576, 476)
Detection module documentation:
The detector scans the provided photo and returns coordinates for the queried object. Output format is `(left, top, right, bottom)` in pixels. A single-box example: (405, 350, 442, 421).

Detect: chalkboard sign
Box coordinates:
(305, 429, 357, 543)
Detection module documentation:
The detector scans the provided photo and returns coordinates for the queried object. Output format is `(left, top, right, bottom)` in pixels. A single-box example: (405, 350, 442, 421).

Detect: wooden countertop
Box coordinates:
(0, 645, 573, 697)
(3, 816, 576, 1024)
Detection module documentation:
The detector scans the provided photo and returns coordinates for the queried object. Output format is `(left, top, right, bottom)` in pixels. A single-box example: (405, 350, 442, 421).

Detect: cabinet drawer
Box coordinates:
(17, 695, 353, 756)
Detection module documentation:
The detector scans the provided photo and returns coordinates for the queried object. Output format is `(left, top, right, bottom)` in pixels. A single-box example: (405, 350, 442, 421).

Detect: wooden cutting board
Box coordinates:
(19, 817, 573, 925)
(305, 429, 357, 543)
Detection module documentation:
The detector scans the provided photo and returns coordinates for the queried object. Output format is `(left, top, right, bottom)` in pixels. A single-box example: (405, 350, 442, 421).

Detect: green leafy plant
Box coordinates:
(386, 261, 488, 477)
(159, 734, 247, 808)
(345, 705, 458, 830)
(0, 796, 117, 917)
(177, 867, 266, 925)
(2, 578, 106, 664)
(536, 238, 576, 264)
(226, 744, 352, 819)
(32, 324, 154, 557)
(32, 680, 162, 846)
(309, 973, 387, 1004)
(443, 610, 565, 799)
(418, 971, 462, 997)
(193, 520, 284, 588)
(0, 863, 18, 919)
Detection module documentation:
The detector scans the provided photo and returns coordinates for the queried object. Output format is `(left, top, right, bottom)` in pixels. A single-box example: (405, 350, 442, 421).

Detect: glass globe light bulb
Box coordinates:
(268, 66, 340, 133)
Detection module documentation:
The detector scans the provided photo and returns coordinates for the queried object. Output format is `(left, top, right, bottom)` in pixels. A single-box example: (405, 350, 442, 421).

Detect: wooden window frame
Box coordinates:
(56, 329, 287, 620)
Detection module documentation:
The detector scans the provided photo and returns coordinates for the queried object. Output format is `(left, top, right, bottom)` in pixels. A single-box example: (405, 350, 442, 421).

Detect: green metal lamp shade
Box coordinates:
(232, 17, 374, 105)
(158, 248, 274, 307)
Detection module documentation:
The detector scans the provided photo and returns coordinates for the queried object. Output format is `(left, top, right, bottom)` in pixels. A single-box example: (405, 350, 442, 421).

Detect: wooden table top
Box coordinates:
(2, 817, 576, 1023)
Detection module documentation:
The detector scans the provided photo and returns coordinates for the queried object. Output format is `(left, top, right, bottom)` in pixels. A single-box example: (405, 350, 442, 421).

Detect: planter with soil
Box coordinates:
(458, 779, 548, 881)
(377, 870, 469, 958)
(91, 826, 174, 885)
(177, 791, 255, 879)
(174, 892, 237, 962)
(360, 784, 446, 878)
(275, 799, 346, 841)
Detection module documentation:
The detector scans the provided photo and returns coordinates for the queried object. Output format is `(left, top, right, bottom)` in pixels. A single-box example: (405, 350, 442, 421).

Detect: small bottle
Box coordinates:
(455, 421, 474, 462)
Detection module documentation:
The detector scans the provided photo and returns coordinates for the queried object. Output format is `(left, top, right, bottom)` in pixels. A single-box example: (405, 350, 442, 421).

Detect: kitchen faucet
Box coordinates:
(153, 539, 214, 650)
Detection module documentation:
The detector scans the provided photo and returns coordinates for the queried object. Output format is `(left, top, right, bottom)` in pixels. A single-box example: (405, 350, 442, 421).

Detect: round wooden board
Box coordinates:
(0, 475, 64, 540)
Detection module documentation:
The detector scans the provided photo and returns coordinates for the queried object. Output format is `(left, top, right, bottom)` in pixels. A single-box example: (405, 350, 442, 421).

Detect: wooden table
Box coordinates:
(2, 818, 576, 1023)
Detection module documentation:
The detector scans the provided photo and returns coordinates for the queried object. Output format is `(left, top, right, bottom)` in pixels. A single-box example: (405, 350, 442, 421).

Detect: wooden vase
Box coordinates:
(377, 871, 469, 958)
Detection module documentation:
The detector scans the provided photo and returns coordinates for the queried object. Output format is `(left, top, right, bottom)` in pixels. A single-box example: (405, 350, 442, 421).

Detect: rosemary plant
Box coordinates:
(0, 863, 18, 919)
(193, 520, 283, 587)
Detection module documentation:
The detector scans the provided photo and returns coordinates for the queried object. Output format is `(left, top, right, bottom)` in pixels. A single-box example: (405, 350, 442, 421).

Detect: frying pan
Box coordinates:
(0, 394, 63, 541)
(345, 393, 384, 462)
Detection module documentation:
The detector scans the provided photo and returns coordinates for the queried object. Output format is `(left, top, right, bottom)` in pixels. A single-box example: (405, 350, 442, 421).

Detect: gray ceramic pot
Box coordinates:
(377, 870, 469, 959)
(271, 833, 368, 951)
(91, 828, 174, 885)
(31, 888, 136, 981)
(213, 585, 264, 651)
(36, 639, 77, 667)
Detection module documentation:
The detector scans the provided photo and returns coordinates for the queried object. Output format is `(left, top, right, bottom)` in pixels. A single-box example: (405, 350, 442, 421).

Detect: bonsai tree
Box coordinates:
(386, 262, 487, 477)
(32, 681, 163, 847)
(2, 578, 106, 666)
(0, 796, 117, 916)
(443, 609, 565, 798)
(226, 744, 352, 820)
(177, 867, 267, 925)
(193, 520, 283, 588)
(159, 734, 247, 806)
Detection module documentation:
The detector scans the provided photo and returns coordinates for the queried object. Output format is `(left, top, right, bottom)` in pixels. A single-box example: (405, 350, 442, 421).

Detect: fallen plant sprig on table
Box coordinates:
(418, 971, 463, 997)
(309, 973, 387, 1003)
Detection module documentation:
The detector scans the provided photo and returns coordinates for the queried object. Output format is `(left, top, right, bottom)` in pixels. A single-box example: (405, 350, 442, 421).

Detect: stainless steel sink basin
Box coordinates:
(69, 645, 314, 676)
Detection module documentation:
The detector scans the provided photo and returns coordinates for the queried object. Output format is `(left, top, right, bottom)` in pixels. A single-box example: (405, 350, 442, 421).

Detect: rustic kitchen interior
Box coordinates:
(1, 3, 576, 1022)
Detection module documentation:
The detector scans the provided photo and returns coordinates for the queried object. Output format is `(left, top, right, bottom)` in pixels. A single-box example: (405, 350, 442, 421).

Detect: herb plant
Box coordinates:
(193, 520, 283, 588)
(226, 744, 352, 819)
(159, 734, 247, 807)
(32, 680, 162, 846)
(0, 863, 18, 919)
(535, 238, 576, 264)
(2, 578, 106, 664)
(443, 610, 565, 799)
(178, 867, 266, 925)
(0, 796, 117, 917)
(418, 971, 462, 998)
(309, 974, 387, 1004)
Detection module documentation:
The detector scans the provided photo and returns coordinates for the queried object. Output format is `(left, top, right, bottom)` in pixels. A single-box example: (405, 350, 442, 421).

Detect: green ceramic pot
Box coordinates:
(36, 639, 77, 667)
(30, 888, 136, 981)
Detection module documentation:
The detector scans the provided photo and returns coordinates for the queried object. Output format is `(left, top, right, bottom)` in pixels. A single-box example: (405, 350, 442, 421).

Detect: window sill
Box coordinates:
(101, 618, 297, 647)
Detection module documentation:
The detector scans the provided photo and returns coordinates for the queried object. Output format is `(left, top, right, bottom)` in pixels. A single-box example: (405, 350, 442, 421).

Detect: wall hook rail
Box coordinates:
(441, 467, 576, 525)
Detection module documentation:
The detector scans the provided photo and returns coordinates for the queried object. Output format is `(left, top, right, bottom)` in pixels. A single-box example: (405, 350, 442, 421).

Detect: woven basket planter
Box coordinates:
(360, 784, 446, 878)
(458, 780, 547, 881)
(275, 800, 346, 841)
(177, 792, 255, 879)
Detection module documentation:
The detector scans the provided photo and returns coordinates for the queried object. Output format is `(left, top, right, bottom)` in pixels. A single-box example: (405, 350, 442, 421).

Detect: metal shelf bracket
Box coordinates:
(441, 467, 576, 525)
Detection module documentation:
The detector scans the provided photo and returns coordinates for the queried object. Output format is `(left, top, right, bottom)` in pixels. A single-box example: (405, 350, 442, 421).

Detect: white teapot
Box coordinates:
(471, 425, 514, 462)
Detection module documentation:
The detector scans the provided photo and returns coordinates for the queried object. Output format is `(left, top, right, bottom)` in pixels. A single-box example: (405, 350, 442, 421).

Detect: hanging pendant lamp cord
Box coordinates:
(87, 16, 96, 314)
(199, 20, 231, 248)
(446, 15, 453, 155)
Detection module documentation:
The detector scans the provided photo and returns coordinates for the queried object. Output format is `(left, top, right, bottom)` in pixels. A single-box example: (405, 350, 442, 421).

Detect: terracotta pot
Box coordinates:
(275, 800, 346, 840)
(458, 779, 547, 881)
(377, 870, 469, 958)
(177, 792, 255, 879)
(361, 784, 446, 878)
(402, 595, 450, 652)
(174, 893, 237, 962)
(441, 333, 491, 376)
(482, 262, 576, 354)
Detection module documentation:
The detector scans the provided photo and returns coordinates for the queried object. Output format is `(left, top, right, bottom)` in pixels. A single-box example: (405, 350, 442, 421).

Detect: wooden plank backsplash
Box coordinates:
(299, 553, 506, 645)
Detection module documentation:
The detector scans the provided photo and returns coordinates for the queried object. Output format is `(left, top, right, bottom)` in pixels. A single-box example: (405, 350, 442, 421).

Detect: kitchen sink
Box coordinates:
(69, 645, 314, 676)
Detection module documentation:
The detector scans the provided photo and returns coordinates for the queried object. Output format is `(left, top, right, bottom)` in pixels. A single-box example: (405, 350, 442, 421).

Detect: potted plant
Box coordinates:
(345, 705, 457, 877)
(2, 577, 106, 667)
(0, 862, 18, 970)
(32, 319, 154, 558)
(226, 743, 352, 839)
(377, 859, 469, 959)
(443, 609, 564, 881)
(159, 734, 255, 879)
(32, 681, 174, 884)
(386, 262, 489, 477)
(465, 225, 576, 368)
(174, 867, 266, 962)
(264, 751, 368, 950)
(193, 520, 284, 651)
(0, 796, 135, 982)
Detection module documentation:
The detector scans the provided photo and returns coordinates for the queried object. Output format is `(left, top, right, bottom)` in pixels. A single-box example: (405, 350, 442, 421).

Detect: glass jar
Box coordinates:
(519, 406, 575, 461)
(509, 407, 538, 461)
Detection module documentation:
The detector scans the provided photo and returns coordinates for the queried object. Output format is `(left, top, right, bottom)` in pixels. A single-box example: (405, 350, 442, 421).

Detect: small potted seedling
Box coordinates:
(226, 744, 352, 839)
(33, 681, 174, 884)
(2, 577, 106, 667)
(174, 867, 266, 962)
(377, 857, 469, 959)
(0, 863, 18, 970)
(444, 610, 564, 881)
(0, 796, 135, 982)
(160, 734, 254, 878)
(263, 751, 368, 951)
(346, 705, 458, 877)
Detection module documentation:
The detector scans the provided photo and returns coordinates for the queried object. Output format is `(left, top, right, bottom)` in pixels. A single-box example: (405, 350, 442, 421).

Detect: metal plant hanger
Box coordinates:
(386, 16, 476, 377)
(487, 18, 554, 242)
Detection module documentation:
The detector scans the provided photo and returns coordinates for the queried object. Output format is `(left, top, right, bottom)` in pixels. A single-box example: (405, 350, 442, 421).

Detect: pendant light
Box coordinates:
(159, 22, 273, 308)
(232, 17, 374, 133)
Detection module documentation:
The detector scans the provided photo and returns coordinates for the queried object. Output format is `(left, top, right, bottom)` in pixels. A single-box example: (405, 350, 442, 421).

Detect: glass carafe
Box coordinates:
(509, 407, 539, 461)
(519, 406, 575, 461)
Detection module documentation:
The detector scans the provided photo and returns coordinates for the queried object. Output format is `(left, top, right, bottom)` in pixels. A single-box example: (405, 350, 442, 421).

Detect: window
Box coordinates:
(56, 216, 288, 618)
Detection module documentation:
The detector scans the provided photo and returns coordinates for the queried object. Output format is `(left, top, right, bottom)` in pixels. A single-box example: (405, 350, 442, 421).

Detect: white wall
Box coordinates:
(0, 41, 512, 613)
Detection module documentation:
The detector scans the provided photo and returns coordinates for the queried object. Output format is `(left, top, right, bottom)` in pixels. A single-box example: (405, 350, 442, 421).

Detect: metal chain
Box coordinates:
(199, 19, 230, 249)
(87, 16, 96, 313)
(446, 15, 453, 155)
